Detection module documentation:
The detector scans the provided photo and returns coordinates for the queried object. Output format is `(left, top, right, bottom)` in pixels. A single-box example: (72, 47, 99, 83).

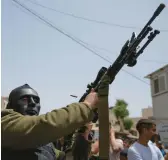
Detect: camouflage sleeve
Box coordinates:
(1, 102, 94, 150)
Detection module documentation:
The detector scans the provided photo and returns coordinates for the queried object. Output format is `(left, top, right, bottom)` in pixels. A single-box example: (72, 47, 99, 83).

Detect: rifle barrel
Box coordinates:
(137, 3, 165, 39)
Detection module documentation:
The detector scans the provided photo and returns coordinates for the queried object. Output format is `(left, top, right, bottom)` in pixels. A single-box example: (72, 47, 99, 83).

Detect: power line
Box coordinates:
(23, 0, 168, 64)
(25, 0, 168, 32)
(14, 1, 164, 66)
(12, 1, 48, 25)
(143, 60, 168, 64)
(12, 0, 149, 85)
(72, 41, 168, 65)
(19, 0, 168, 65)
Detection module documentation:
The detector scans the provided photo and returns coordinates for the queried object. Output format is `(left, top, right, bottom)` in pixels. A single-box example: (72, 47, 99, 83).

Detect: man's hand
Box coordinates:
(83, 89, 99, 109)
(110, 127, 124, 153)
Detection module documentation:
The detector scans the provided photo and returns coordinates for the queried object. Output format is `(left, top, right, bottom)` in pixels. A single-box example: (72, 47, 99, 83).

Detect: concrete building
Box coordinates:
(145, 64, 168, 143)
(145, 64, 168, 121)
(142, 107, 153, 119)
(131, 107, 153, 128)
(1, 97, 8, 110)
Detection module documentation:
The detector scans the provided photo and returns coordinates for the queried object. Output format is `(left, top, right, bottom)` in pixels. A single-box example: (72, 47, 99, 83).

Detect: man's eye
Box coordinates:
(21, 97, 28, 102)
(33, 97, 39, 103)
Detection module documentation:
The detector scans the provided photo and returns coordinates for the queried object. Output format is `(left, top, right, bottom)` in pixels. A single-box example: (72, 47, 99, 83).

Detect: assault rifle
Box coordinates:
(79, 3, 165, 116)
(67, 4, 165, 160)
(78, 4, 165, 160)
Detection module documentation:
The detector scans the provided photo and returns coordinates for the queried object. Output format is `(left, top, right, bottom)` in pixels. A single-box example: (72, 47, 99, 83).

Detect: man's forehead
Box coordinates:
(10, 88, 39, 101)
(19, 88, 38, 96)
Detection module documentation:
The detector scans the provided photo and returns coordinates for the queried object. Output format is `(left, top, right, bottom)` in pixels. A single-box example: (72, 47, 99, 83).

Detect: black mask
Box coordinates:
(7, 84, 41, 116)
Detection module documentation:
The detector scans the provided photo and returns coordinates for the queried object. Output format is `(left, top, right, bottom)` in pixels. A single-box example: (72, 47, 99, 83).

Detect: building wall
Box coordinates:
(142, 107, 153, 118)
(149, 65, 168, 119)
(146, 65, 168, 143)
(1, 97, 8, 110)
(152, 93, 168, 119)
(131, 107, 153, 128)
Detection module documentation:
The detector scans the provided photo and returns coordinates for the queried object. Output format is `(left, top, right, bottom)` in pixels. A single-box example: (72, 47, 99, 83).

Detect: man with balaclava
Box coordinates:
(1, 78, 110, 160)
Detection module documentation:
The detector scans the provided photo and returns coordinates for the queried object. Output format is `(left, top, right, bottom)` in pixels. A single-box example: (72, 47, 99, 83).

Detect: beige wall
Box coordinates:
(146, 65, 168, 143)
(131, 107, 153, 128)
(1, 97, 8, 110)
(151, 69, 168, 97)
(142, 108, 153, 118)
(152, 92, 168, 119)
(149, 65, 168, 119)
(131, 117, 141, 128)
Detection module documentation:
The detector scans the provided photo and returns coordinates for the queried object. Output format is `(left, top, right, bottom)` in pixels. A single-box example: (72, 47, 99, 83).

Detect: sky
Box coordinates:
(1, 0, 168, 117)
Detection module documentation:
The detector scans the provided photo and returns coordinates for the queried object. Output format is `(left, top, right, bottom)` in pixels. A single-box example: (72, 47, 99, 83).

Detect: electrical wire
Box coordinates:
(25, 0, 168, 32)
(72, 40, 168, 65)
(12, 0, 150, 85)
(14, 0, 168, 65)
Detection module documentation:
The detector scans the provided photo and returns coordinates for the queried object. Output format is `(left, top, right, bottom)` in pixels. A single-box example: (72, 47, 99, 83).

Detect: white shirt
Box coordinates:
(128, 141, 164, 160)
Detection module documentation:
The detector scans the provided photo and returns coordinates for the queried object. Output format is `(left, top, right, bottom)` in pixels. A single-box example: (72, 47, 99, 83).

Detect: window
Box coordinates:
(154, 79, 159, 94)
(159, 76, 166, 91)
(153, 74, 167, 95)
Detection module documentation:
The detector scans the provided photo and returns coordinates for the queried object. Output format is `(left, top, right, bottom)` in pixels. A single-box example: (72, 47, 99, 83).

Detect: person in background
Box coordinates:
(157, 141, 166, 157)
(120, 148, 128, 160)
(128, 119, 165, 160)
(72, 125, 92, 160)
(164, 145, 168, 154)
(109, 126, 124, 160)
(53, 137, 67, 160)
(90, 125, 124, 160)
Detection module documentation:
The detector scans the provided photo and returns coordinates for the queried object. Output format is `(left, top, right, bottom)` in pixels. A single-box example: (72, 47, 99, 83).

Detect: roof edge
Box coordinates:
(144, 64, 168, 79)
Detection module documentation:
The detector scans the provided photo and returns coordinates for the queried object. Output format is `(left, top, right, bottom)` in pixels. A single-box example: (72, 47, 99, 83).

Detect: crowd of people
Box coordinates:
(1, 83, 168, 160)
(61, 120, 168, 160)
(53, 119, 168, 160)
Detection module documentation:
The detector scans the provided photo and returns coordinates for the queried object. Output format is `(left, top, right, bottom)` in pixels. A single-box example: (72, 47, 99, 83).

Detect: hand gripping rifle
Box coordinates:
(79, 4, 165, 160)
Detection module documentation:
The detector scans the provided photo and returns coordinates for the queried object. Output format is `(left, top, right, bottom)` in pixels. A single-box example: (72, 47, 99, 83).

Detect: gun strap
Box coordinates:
(98, 75, 110, 160)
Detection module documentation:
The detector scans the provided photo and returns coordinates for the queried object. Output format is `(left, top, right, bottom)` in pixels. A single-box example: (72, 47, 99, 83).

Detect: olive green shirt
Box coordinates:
(1, 102, 94, 150)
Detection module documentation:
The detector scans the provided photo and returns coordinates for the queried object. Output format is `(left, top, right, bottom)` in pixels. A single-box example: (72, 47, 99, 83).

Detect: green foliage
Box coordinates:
(123, 118, 134, 130)
(113, 99, 129, 119)
(115, 99, 128, 107)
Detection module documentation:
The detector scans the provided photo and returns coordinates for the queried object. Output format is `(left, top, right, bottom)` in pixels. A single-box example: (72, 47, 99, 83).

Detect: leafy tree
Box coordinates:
(113, 99, 129, 119)
(113, 99, 129, 132)
(123, 118, 134, 130)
